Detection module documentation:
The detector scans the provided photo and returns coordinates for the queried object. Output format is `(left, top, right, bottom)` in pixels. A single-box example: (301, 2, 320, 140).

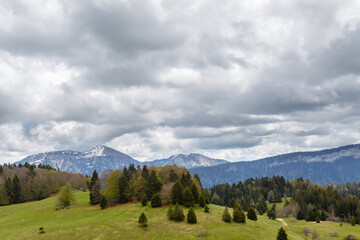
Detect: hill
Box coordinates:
(190, 144, 360, 187)
(2, 191, 359, 240)
(16, 146, 228, 175)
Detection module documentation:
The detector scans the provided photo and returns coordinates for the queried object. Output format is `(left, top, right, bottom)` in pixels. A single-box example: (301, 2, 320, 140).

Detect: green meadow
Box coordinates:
(0, 191, 359, 240)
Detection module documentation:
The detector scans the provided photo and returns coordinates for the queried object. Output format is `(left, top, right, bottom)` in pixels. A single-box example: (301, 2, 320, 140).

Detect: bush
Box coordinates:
(172, 202, 185, 222)
(141, 194, 148, 207)
(344, 234, 357, 240)
(151, 193, 161, 208)
(222, 206, 232, 223)
(247, 206, 257, 221)
(351, 216, 356, 226)
(329, 231, 339, 237)
(187, 207, 197, 224)
(138, 212, 148, 228)
(38, 227, 45, 234)
(204, 204, 210, 213)
(167, 204, 174, 220)
(100, 195, 107, 209)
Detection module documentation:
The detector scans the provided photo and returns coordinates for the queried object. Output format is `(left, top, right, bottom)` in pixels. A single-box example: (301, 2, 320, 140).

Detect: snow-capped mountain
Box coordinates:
(15, 146, 228, 175)
(149, 153, 228, 169)
(190, 144, 360, 187)
(17, 145, 140, 175)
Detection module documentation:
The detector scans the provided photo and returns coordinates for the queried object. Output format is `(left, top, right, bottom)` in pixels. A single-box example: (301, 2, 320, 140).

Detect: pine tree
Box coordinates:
(141, 194, 148, 206)
(89, 170, 98, 190)
(187, 207, 197, 224)
(12, 175, 22, 203)
(277, 227, 288, 240)
(351, 216, 356, 226)
(247, 206, 257, 221)
(222, 206, 232, 222)
(151, 193, 162, 208)
(230, 198, 236, 208)
(199, 194, 205, 208)
(100, 195, 107, 209)
(145, 170, 162, 200)
(171, 181, 183, 204)
(183, 187, 194, 207)
(5, 177, 12, 203)
(168, 169, 178, 182)
(118, 175, 129, 203)
(172, 202, 185, 221)
(191, 183, 199, 204)
(233, 207, 242, 223)
(90, 179, 101, 205)
(167, 204, 174, 220)
(316, 216, 320, 223)
(239, 209, 246, 223)
(204, 204, 210, 213)
(138, 212, 148, 228)
(142, 165, 149, 179)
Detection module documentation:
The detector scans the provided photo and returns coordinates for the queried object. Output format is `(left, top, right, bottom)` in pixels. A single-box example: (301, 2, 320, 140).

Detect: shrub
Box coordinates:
(141, 194, 148, 207)
(329, 231, 339, 237)
(351, 216, 356, 226)
(187, 207, 197, 224)
(172, 202, 185, 222)
(222, 206, 232, 223)
(247, 206, 257, 221)
(204, 204, 210, 213)
(151, 193, 161, 208)
(138, 213, 148, 228)
(344, 234, 357, 240)
(100, 195, 107, 209)
(167, 204, 174, 220)
(38, 227, 45, 234)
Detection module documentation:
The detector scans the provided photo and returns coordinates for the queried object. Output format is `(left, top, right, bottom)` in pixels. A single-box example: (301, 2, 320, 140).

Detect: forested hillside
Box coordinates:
(206, 176, 360, 223)
(0, 164, 87, 205)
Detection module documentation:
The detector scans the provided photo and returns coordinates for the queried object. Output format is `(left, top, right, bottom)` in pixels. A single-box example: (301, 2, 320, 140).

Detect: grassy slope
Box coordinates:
(0, 192, 359, 240)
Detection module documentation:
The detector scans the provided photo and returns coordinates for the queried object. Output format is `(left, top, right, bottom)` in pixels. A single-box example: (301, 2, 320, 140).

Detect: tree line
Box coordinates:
(0, 163, 87, 205)
(205, 176, 360, 223)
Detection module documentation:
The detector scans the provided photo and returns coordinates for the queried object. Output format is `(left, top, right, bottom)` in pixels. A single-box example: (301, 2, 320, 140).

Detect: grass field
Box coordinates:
(0, 192, 359, 240)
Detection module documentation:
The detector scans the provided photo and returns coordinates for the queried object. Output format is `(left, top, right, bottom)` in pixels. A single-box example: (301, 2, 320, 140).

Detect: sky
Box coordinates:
(1, 0, 360, 163)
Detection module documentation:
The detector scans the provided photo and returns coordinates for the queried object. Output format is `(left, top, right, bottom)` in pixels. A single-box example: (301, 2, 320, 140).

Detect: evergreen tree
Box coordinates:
(12, 175, 22, 203)
(191, 182, 199, 204)
(141, 194, 148, 206)
(230, 198, 236, 208)
(277, 227, 288, 240)
(239, 208, 246, 223)
(138, 212, 148, 228)
(199, 194, 205, 208)
(267, 204, 276, 220)
(142, 165, 149, 179)
(145, 170, 162, 200)
(247, 206, 257, 221)
(180, 172, 192, 188)
(183, 187, 194, 207)
(151, 193, 162, 208)
(316, 216, 320, 223)
(204, 204, 210, 213)
(129, 164, 136, 176)
(0, 165, 3, 174)
(118, 175, 129, 203)
(168, 169, 178, 182)
(89, 170, 98, 190)
(351, 216, 356, 226)
(5, 177, 12, 203)
(100, 195, 107, 209)
(257, 197, 268, 215)
(222, 206, 232, 222)
(171, 181, 183, 204)
(193, 173, 203, 188)
(320, 210, 326, 221)
(187, 207, 197, 224)
(90, 179, 101, 205)
(233, 207, 242, 223)
(172, 202, 185, 221)
(167, 204, 174, 220)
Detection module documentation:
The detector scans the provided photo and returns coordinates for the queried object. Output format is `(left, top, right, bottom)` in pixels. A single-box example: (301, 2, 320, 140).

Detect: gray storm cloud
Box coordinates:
(0, 0, 360, 163)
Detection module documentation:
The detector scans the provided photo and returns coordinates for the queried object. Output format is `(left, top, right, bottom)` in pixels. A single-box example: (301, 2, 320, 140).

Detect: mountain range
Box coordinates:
(15, 144, 360, 187)
(15, 145, 228, 175)
(189, 144, 360, 187)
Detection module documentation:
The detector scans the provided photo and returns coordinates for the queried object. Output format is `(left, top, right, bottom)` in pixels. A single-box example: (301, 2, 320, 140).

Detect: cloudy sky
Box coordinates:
(1, 0, 360, 163)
